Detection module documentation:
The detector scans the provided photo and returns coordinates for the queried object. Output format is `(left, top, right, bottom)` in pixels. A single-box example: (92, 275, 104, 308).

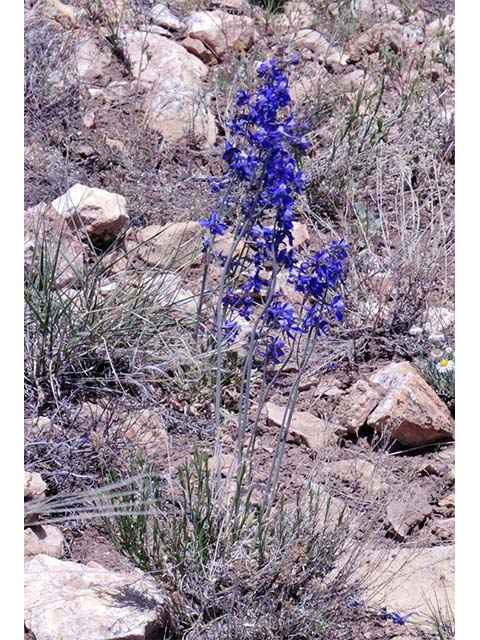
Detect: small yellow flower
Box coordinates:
(235, 42, 246, 57)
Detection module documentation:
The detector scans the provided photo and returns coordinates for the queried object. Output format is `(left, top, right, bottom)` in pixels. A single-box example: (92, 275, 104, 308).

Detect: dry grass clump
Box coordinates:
(91, 455, 378, 639)
(24, 219, 215, 409)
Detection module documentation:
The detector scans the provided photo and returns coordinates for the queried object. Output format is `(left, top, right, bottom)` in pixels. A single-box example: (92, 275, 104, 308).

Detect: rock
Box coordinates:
(424, 305, 455, 335)
(417, 460, 443, 476)
(34, 0, 84, 28)
(87, 80, 135, 103)
(437, 445, 455, 466)
(431, 517, 454, 541)
(182, 36, 216, 64)
(289, 75, 318, 104)
(293, 30, 349, 65)
(328, 459, 387, 494)
(208, 453, 237, 477)
(438, 493, 455, 511)
(280, 1, 316, 29)
(386, 486, 432, 539)
(126, 221, 203, 269)
(122, 31, 216, 146)
(339, 69, 376, 94)
(24, 525, 65, 558)
(141, 272, 198, 315)
(50, 184, 128, 244)
(122, 409, 169, 457)
(24, 554, 168, 640)
(212, 232, 246, 259)
(24, 471, 47, 501)
(358, 546, 454, 628)
(151, 3, 183, 31)
(211, 0, 249, 11)
(352, 0, 402, 20)
(310, 484, 349, 532)
(291, 221, 310, 248)
(24, 203, 85, 289)
(367, 362, 455, 446)
(425, 14, 455, 40)
(333, 380, 383, 435)
(185, 10, 255, 59)
(76, 34, 112, 81)
(265, 402, 337, 451)
(353, 22, 404, 55)
(25, 416, 53, 439)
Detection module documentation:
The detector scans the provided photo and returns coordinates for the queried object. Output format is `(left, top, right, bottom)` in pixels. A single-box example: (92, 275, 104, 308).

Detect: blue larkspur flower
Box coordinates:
(201, 57, 348, 360)
(199, 211, 228, 236)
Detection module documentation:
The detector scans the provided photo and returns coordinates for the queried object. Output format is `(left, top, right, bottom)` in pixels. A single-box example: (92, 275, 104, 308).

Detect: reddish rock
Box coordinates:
(355, 545, 454, 627)
(367, 362, 454, 446)
(386, 486, 432, 540)
(438, 493, 455, 511)
(182, 36, 216, 64)
(328, 459, 387, 494)
(265, 403, 338, 451)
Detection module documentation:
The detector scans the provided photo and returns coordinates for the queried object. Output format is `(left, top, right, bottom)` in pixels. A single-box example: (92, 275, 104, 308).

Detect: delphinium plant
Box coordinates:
(198, 57, 348, 508)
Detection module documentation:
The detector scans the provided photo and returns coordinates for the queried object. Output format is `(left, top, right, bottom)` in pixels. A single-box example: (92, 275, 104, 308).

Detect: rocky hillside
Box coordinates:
(24, 1, 454, 639)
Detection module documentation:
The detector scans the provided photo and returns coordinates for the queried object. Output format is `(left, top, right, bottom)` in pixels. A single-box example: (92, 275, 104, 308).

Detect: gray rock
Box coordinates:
(25, 554, 169, 640)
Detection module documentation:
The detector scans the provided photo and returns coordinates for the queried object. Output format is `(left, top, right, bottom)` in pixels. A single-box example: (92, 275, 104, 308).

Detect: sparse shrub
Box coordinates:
(99, 452, 364, 639)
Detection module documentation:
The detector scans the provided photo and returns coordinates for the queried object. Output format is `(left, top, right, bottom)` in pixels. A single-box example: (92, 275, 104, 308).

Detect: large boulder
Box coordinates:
(50, 184, 129, 244)
(24, 555, 169, 640)
(122, 31, 216, 146)
(367, 362, 454, 446)
(184, 9, 255, 59)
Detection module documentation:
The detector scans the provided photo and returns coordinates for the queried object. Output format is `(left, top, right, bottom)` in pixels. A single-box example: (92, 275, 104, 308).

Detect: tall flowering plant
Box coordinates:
(199, 58, 348, 505)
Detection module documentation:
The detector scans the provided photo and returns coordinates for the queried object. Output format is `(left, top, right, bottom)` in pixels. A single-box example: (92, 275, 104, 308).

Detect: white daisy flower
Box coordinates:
(436, 359, 455, 373)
